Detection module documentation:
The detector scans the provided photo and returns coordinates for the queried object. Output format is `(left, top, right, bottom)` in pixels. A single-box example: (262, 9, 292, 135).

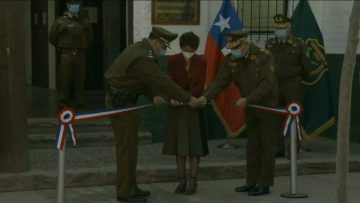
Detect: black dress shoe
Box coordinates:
(117, 195, 147, 203)
(235, 184, 256, 192)
(174, 177, 187, 194)
(248, 186, 269, 196)
(135, 186, 151, 197)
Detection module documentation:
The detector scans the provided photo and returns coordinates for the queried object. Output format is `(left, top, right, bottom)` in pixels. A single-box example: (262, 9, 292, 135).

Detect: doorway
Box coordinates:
(57, 0, 104, 91)
(28, 0, 131, 117)
(31, 1, 49, 87)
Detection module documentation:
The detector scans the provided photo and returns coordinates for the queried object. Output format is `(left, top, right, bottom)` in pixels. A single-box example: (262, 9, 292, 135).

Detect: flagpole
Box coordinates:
(280, 120, 308, 198)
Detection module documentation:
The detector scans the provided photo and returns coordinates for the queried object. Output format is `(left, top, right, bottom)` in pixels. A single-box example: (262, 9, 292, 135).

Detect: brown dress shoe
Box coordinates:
(174, 177, 187, 194)
(185, 177, 197, 195)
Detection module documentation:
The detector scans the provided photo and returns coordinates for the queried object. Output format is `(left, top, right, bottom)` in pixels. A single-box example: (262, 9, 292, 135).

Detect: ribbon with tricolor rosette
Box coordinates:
(55, 104, 154, 150)
(282, 102, 303, 140)
(56, 108, 77, 150)
(249, 101, 303, 140)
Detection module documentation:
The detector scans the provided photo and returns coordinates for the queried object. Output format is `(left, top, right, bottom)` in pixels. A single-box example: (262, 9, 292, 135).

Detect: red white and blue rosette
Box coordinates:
(282, 102, 303, 140)
(249, 101, 303, 140)
(55, 104, 154, 150)
(56, 108, 77, 150)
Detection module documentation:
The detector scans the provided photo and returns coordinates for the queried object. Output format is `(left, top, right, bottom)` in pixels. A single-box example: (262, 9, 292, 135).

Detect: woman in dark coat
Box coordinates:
(162, 32, 208, 195)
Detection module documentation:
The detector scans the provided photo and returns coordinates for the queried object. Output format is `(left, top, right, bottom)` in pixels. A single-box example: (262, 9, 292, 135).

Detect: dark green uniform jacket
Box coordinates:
(204, 44, 277, 105)
(265, 35, 312, 80)
(104, 38, 191, 103)
(49, 11, 93, 49)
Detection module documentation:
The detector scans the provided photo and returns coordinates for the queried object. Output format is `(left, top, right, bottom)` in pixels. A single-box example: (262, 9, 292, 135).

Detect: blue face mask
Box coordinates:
(69, 4, 80, 14)
(157, 49, 166, 56)
(231, 50, 245, 59)
(275, 29, 287, 39)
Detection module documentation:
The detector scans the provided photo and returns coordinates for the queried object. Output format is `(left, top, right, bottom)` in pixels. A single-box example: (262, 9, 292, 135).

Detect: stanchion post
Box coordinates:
(280, 119, 308, 198)
(57, 142, 66, 203)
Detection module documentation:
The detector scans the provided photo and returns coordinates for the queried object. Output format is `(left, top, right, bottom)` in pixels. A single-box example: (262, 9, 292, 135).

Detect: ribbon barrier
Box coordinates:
(250, 102, 308, 198)
(56, 108, 77, 150)
(282, 103, 303, 141)
(250, 101, 303, 139)
(55, 104, 154, 150)
(56, 102, 306, 202)
(56, 103, 154, 203)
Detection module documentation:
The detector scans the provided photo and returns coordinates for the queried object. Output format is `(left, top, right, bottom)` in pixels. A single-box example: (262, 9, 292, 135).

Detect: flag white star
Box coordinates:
(214, 14, 231, 32)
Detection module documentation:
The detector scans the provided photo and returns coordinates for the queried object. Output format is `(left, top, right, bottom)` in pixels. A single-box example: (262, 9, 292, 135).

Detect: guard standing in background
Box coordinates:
(265, 14, 313, 157)
(104, 26, 201, 203)
(49, 0, 93, 110)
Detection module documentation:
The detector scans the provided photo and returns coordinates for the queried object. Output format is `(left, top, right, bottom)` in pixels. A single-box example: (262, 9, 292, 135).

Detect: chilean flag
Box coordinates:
(204, 0, 246, 137)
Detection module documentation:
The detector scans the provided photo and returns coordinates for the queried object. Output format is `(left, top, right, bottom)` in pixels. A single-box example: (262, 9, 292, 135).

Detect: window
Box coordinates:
(236, 0, 287, 34)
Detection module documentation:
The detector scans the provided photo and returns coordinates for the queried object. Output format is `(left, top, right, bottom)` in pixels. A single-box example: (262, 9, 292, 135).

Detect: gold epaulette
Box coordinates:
(260, 48, 270, 55)
(269, 38, 277, 44)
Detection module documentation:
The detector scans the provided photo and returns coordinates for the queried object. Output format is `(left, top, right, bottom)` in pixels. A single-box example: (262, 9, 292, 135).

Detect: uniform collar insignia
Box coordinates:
(148, 50, 154, 58)
(250, 54, 257, 60)
(228, 62, 238, 66)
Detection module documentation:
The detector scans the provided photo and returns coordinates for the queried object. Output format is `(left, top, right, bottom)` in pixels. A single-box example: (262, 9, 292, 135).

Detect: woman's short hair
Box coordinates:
(179, 32, 200, 50)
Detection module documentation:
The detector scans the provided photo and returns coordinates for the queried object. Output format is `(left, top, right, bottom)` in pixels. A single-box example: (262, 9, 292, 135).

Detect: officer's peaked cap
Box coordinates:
(150, 26, 178, 49)
(273, 14, 291, 29)
(225, 29, 249, 49)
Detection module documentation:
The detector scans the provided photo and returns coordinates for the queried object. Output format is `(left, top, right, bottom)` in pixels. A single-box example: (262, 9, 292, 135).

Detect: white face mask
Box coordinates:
(182, 51, 195, 60)
(275, 29, 288, 39)
(69, 4, 80, 14)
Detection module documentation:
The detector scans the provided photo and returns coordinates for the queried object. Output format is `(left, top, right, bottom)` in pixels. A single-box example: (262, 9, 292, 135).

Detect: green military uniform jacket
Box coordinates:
(204, 44, 277, 105)
(49, 11, 93, 49)
(265, 35, 312, 80)
(104, 38, 191, 103)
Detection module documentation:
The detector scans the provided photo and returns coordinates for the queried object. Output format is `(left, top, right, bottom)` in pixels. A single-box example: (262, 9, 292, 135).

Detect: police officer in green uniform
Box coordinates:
(265, 14, 313, 157)
(49, 0, 93, 110)
(199, 29, 278, 196)
(104, 26, 201, 203)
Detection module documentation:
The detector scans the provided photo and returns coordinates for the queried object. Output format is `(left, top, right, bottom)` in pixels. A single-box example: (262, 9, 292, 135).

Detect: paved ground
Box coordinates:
(2, 136, 360, 192)
(1, 173, 360, 203)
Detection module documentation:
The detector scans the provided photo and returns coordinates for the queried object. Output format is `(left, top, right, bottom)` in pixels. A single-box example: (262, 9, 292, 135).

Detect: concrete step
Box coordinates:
(2, 137, 359, 192)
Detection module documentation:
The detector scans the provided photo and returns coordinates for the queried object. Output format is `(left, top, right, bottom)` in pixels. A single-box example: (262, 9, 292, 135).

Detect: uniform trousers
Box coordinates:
(245, 107, 277, 186)
(57, 52, 87, 109)
(110, 110, 139, 197)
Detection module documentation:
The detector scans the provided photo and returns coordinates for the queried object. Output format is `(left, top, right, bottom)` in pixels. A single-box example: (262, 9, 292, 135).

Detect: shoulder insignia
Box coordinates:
(228, 62, 238, 67)
(260, 49, 270, 55)
(147, 50, 154, 59)
(250, 54, 257, 61)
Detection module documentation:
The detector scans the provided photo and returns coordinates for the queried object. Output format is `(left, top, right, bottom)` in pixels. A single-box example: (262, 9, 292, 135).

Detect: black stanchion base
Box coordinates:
(280, 192, 308, 198)
(217, 142, 240, 149)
